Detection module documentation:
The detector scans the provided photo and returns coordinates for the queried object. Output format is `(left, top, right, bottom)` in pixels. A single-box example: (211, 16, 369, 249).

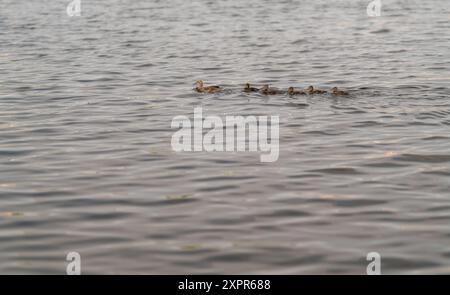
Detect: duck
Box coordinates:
(287, 87, 306, 95)
(194, 80, 222, 93)
(260, 85, 284, 95)
(306, 85, 327, 94)
(331, 87, 349, 96)
(243, 83, 259, 93)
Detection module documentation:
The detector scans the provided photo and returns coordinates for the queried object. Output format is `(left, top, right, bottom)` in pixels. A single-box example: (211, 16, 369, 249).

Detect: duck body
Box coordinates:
(306, 85, 327, 94)
(260, 85, 284, 95)
(331, 87, 349, 96)
(288, 87, 306, 95)
(243, 83, 259, 93)
(194, 80, 222, 93)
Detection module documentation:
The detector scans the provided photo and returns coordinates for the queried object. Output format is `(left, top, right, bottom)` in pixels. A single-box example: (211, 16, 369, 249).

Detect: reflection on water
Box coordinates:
(0, 0, 449, 274)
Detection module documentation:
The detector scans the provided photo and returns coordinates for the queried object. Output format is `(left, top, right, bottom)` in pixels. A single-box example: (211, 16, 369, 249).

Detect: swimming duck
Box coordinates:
(260, 85, 284, 95)
(287, 87, 306, 95)
(243, 83, 259, 92)
(306, 85, 327, 94)
(194, 80, 222, 93)
(331, 87, 349, 96)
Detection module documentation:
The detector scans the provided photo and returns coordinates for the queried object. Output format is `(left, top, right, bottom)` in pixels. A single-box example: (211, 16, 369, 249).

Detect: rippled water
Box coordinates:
(1, 0, 449, 274)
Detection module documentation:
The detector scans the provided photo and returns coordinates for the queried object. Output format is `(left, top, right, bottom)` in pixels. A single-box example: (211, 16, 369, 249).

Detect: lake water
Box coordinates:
(0, 0, 449, 274)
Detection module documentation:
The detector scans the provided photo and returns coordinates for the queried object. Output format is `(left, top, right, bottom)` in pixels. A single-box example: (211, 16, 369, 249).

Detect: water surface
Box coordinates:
(0, 0, 449, 274)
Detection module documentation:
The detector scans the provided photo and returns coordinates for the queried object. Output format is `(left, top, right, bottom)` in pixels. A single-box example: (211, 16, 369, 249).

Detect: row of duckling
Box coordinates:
(194, 80, 349, 96)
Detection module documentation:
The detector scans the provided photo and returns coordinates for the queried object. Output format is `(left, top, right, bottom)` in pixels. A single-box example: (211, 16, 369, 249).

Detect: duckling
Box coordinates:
(287, 87, 306, 96)
(306, 85, 327, 94)
(194, 80, 222, 93)
(260, 85, 284, 95)
(243, 83, 259, 93)
(331, 87, 349, 96)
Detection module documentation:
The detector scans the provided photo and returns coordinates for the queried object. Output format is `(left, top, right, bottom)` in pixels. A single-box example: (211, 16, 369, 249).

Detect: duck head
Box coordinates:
(194, 80, 204, 88)
(307, 85, 314, 92)
(331, 87, 338, 92)
(288, 87, 294, 94)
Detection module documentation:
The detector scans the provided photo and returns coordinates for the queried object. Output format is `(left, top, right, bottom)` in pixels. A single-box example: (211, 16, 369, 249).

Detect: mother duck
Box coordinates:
(194, 80, 222, 93)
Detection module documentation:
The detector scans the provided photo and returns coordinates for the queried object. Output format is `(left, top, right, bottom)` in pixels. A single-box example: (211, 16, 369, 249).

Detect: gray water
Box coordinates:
(1, 0, 449, 274)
